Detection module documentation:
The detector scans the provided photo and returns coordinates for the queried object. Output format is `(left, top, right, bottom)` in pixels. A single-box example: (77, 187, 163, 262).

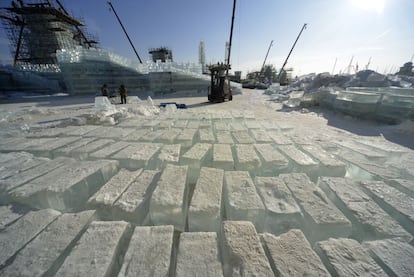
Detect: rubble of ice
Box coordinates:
(265, 70, 414, 123)
(0, 87, 413, 276)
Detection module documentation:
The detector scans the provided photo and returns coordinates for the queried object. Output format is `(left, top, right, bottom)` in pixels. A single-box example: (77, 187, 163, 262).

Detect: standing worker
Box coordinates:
(101, 84, 109, 97)
(119, 84, 127, 104)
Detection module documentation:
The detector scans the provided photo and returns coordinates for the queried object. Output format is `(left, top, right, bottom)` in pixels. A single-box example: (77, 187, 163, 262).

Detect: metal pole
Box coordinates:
(260, 40, 273, 75)
(331, 57, 337, 75)
(277, 23, 307, 80)
(226, 0, 236, 77)
(13, 23, 25, 65)
(107, 1, 143, 64)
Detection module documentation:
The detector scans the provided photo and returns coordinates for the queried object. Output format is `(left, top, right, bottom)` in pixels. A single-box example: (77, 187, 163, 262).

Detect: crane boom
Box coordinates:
(260, 40, 273, 76)
(226, 0, 237, 78)
(277, 23, 307, 81)
(107, 1, 142, 63)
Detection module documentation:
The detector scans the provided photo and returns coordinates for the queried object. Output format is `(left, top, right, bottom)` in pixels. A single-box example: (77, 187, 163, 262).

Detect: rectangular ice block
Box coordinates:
(224, 171, 265, 231)
(188, 167, 224, 232)
(55, 221, 130, 276)
(221, 221, 273, 276)
(149, 164, 189, 231)
(176, 232, 223, 276)
(280, 173, 351, 242)
(255, 176, 302, 234)
(261, 230, 330, 276)
(118, 225, 174, 277)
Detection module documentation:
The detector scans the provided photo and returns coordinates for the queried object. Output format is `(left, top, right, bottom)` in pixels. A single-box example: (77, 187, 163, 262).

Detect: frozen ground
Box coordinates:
(0, 88, 413, 276)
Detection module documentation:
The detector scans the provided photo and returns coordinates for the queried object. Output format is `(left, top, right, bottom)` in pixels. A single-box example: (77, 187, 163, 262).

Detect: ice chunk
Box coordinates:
(244, 120, 261, 129)
(88, 141, 130, 159)
(214, 122, 229, 131)
(65, 125, 100, 136)
(94, 96, 117, 112)
(85, 126, 135, 139)
(1, 210, 95, 276)
(25, 137, 80, 157)
(0, 209, 60, 266)
(319, 177, 412, 242)
(255, 177, 302, 234)
(224, 171, 265, 231)
(53, 137, 97, 157)
(278, 145, 319, 173)
(232, 130, 255, 143)
(10, 159, 119, 211)
(55, 221, 129, 276)
(315, 238, 387, 277)
(139, 129, 166, 142)
(234, 144, 261, 173)
(280, 173, 351, 242)
(363, 238, 414, 276)
(301, 144, 346, 177)
(111, 143, 162, 169)
(221, 221, 274, 276)
(212, 144, 234, 170)
(188, 167, 224, 232)
(267, 131, 292, 145)
(341, 151, 400, 180)
(175, 128, 197, 147)
(66, 138, 115, 160)
(118, 225, 174, 276)
(336, 140, 387, 162)
(181, 143, 212, 183)
(388, 179, 414, 198)
(0, 204, 28, 230)
(250, 129, 273, 143)
(155, 144, 181, 168)
(123, 129, 151, 141)
(199, 128, 216, 143)
(112, 170, 160, 223)
(360, 180, 414, 236)
(230, 122, 246, 131)
(261, 230, 330, 276)
(174, 120, 188, 128)
(0, 157, 69, 194)
(149, 164, 189, 231)
(254, 144, 289, 175)
(0, 152, 44, 181)
(87, 169, 143, 218)
(187, 120, 200, 129)
(215, 131, 234, 144)
(176, 232, 223, 276)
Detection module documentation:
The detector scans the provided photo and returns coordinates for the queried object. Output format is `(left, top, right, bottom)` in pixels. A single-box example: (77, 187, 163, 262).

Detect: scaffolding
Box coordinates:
(0, 0, 98, 65)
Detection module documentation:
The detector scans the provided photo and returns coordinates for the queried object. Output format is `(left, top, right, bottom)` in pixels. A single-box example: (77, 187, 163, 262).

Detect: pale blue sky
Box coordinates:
(0, 0, 413, 76)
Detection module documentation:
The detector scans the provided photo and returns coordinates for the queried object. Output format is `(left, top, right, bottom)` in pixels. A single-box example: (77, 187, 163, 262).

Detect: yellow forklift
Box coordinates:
(208, 63, 232, 102)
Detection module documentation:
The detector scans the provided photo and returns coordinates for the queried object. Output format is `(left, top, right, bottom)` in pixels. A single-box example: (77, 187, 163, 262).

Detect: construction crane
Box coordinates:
(107, 1, 142, 63)
(277, 23, 307, 85)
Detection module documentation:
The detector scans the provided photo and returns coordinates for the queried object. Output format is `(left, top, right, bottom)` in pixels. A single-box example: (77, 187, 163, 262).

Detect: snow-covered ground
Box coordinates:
(0, 89, 413, 276)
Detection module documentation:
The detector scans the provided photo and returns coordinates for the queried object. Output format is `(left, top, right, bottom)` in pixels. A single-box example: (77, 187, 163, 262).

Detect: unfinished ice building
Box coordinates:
(0, 0, 210, 95)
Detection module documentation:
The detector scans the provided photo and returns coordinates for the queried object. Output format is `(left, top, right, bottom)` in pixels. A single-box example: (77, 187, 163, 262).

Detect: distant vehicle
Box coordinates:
(241, 80, 268, 89)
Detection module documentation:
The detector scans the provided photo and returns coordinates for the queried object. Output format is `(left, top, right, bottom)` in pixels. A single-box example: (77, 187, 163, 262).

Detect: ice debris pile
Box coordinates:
(0, 105, 414, 276)
(266, 70, 414, 123)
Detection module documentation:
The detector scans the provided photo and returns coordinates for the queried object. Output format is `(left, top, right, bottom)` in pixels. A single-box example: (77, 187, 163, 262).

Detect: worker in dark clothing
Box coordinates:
(119, 84, 127, 104)
(101, 84, 109, 97)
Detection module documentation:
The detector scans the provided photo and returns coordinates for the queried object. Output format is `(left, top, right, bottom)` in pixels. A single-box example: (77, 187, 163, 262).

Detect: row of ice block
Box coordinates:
(1, 208, 413, 277)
